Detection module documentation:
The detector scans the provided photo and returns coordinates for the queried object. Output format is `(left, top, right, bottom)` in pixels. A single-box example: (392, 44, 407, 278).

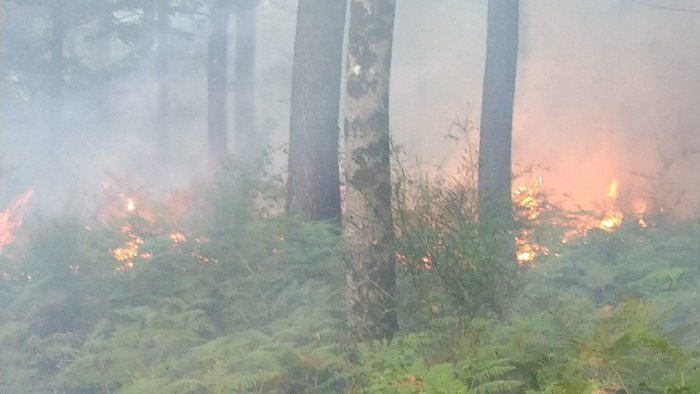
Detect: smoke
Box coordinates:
(0, 1, 297, 213)
(1, 0, 698, 215)
(391, 0, 700, 212)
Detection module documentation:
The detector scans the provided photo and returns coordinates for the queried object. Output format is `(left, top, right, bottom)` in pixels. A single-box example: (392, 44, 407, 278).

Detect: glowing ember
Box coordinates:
(517, 247, 535, 263)
(170, 231, 187, 245)
(599, 212, 623, 232)
(513, 180, 548, 264)
(127, 198, 136, 212)
(0, 189, 33, 253)
(421, 255, 433, 270)
(110, 224, 149, 272)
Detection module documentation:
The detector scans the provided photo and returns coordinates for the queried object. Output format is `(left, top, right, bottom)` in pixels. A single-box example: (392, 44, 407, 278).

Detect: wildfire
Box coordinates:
(513, 179, 550, 264)
(127, 198, 136, 212)
(513, 177, 641, 264)
(514, 182, 541, 221)
(599, 179, 623, 232)
(599, 212, 623, 232)
(110, 224, 151, 272)
(607, 179, 618, 199)
(170, 231, 187, 245)
(0, 189, 33, 253)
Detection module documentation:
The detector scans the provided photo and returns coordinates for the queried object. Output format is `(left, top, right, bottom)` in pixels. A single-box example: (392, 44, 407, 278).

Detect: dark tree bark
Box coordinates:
(285, 0, 346, 222)
(207, 0, 230, 163)
(49, 0, 64, 148)
(477, 0, 519, 231)
(233, 0, 256, 164)
(155, 0, 170, 156)
(343, 0, 398, 343)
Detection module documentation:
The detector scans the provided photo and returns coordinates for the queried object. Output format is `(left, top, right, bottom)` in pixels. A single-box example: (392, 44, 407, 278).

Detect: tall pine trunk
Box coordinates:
(234, 0, 256, 164)
(477, 0, 519, 238)
(207, 0, 230, 164)
(286, 0, 346, 222)
(343, 0, 398, 343)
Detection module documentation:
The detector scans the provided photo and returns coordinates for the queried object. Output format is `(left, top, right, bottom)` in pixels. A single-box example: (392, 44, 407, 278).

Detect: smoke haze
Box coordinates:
(1, 0, 698, 214)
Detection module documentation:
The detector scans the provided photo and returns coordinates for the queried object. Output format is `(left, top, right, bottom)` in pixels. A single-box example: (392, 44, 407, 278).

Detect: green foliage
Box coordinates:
(0, 167, 348, 393)
(392, 146, 517, 327)
(352, 332, 522, 393)
(2, 153, 700, 393)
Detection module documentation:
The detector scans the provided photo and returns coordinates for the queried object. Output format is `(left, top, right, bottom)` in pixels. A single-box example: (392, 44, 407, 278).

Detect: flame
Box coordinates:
(0, 189, 33, 253)
(170, 231, 187, 245)
(607, 179, 618, 200)
(599, 212, 623, 231)
(599, 178, 623, 231)
(127, 198, 136, 212)
(513, 176, 639, 264)
(513, 181, 548, 264)
(110, 224, 150, 272)
(516, 246, 536, 263)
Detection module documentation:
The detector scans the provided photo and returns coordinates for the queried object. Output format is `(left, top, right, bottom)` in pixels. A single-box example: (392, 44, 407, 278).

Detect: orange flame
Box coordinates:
(513, 176, 638, 264)
(599, 178, 622, 231)
(607, 179, 618, 200)
(110, 224, 150, 272)
(513, 181, 548, 264)
(0, 189, 33, 253)
(599, 212, 623, 232)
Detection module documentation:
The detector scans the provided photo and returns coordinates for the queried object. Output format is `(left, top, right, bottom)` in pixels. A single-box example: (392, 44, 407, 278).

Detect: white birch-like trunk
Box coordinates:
(342, 0, 398, 343)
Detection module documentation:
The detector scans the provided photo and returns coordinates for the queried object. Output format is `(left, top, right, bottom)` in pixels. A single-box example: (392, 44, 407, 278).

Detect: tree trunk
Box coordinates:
(343, 0, 398, 343)
(207, 0, 230, 164)
(156, 0, 170, 159)
(234, 0, 256, 165)
(477, 0, 519, 234)
(49, 0, 64, 151)
(286, 0, 346, 222)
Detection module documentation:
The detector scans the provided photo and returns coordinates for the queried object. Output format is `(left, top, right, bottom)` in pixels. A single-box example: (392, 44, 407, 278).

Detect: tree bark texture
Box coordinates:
(343, 0, 398, 343)
(477, 0, 519, 229)
(286, 0, 346, 222)
(207, 0, 230, 163)
(234, 0, 257, 164)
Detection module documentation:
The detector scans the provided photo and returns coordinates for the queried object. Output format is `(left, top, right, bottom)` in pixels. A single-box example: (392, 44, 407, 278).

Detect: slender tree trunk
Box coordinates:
(49, 0, 64, 150)
(207, 0, 230, 163)
(156, 0, 170, 158)
(343, 0, 398, 343)
(477, 0, 519, 234)
(286, 0, 346, 222)
(234, 0, 256, 164)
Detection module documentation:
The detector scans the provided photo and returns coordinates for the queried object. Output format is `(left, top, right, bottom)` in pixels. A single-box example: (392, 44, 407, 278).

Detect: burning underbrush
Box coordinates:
(513, 176, 645, 264)
(0, 163, 351, 393)
(0, 149, 695, 393)
(0, 160, 698, 392)
(391, 154, 672, 326)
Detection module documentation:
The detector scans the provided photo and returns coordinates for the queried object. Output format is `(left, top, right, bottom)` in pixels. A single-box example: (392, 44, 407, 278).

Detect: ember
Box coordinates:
(513, 179, 548, 264)
(110, 224, 151, 272)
